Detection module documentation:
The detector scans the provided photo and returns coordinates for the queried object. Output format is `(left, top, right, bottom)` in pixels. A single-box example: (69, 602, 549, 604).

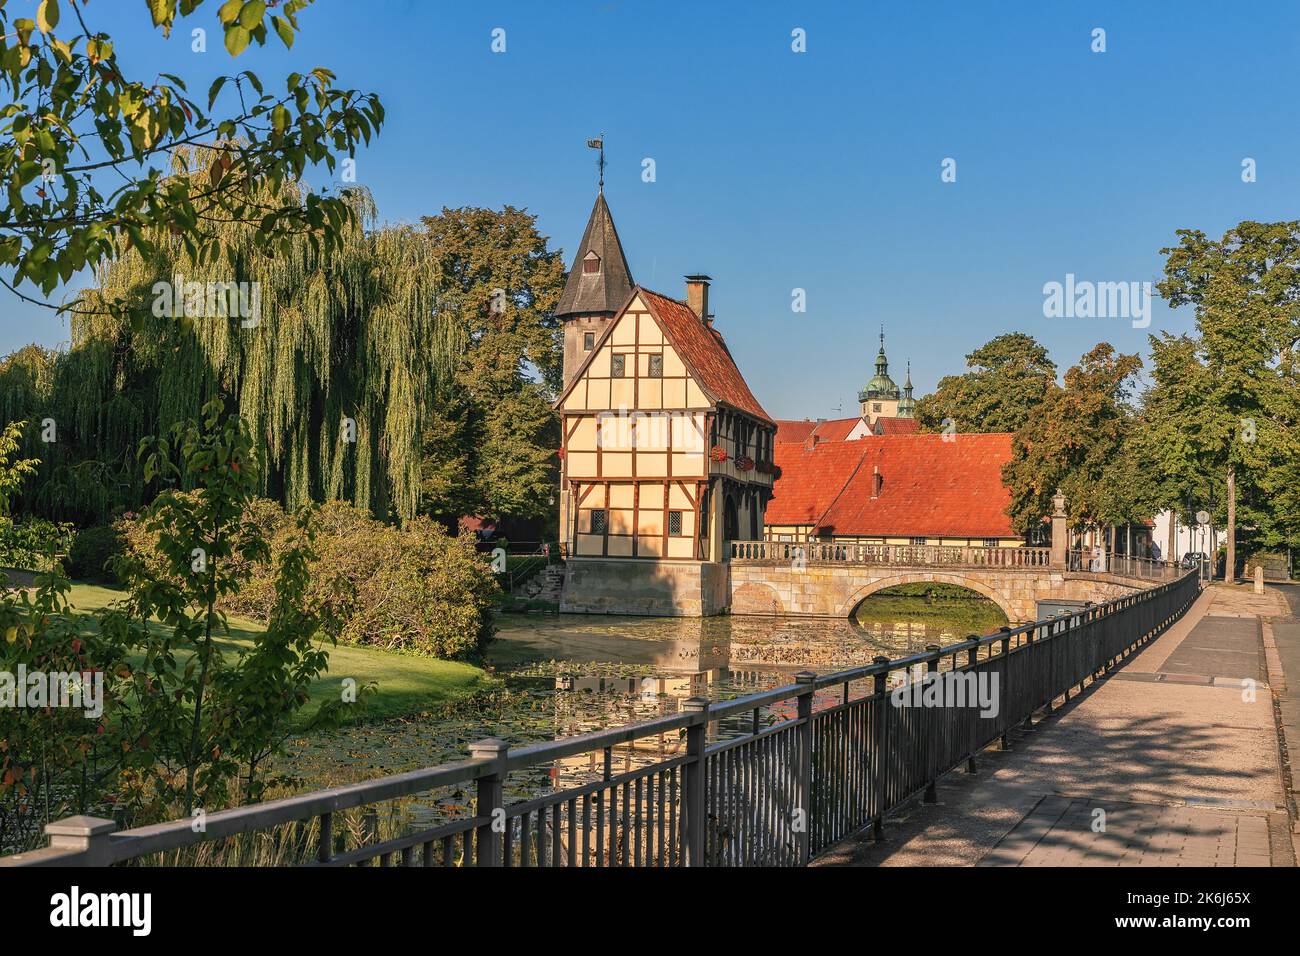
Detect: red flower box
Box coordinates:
(710, 445, 728, 462)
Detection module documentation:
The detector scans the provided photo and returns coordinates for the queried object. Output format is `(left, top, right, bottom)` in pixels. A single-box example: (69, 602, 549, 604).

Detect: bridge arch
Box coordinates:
(837, 572, 1015, 622)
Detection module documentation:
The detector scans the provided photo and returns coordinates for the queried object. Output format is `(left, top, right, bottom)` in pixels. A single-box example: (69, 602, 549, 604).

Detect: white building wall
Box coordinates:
(1150, 509, 1218, 562)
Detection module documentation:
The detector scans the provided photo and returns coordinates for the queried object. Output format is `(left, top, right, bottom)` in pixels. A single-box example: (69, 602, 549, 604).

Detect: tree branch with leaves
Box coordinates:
(0, 0, 382, 317)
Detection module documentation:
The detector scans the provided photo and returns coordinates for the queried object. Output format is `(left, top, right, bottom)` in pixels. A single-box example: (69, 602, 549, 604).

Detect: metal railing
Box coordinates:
(732, 541, 1054, 568)
(1066, 550, 1182, 581)
(3, 571, 1200, 868)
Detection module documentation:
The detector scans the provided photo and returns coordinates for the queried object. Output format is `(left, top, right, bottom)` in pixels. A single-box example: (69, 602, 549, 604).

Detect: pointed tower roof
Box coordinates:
(556, 193, 634, 318)
(898, 360, 917, 417)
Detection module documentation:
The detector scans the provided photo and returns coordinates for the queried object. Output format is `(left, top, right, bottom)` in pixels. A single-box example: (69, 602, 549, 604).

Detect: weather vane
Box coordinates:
(587, 134, 605, 192)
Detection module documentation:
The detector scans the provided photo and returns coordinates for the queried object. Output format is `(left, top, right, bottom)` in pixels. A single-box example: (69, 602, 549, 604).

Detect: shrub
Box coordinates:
(329, 514, 498, 657)
(0, 566, 138, 852)
(120, 498, 498, 659)
(65, 523, 126, 582)
(295, 503, 498, 658)
(0, 516, 75, 571)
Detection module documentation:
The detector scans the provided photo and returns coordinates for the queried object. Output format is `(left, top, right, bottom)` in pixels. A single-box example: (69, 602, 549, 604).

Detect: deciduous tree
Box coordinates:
(1156, 221, 1300, 576)
(916, 333, 1056, 434)
(1003, 343, 1142, 536)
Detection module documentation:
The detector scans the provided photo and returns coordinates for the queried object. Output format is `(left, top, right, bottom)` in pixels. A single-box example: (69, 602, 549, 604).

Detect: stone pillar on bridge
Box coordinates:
(1050, 488, 1069, 568)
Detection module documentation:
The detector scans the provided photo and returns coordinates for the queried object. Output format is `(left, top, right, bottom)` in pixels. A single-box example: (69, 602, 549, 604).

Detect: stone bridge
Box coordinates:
(727, 542, 1175, 622)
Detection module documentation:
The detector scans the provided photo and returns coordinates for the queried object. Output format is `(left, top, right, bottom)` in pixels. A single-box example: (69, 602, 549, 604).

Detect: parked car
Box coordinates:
(1180, 552, 1210, 571)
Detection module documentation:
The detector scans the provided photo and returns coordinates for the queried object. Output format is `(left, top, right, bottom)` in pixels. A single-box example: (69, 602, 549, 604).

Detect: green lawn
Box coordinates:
(64, 582, 490, 725)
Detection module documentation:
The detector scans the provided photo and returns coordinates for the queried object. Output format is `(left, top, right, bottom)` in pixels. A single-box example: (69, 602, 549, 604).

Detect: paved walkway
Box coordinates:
(814, 582, 1298, 867)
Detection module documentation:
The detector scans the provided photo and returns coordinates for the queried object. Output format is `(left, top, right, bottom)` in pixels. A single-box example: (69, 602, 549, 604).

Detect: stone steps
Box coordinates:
(518, 564, 565, 602)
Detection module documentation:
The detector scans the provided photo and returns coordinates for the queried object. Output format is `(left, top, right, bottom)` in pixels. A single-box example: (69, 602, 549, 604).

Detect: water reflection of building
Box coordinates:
(856, 618, 962, 653)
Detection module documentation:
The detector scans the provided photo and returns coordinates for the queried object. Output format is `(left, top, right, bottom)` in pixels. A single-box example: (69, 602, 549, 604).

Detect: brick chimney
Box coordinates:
(685, 275, 711, 324)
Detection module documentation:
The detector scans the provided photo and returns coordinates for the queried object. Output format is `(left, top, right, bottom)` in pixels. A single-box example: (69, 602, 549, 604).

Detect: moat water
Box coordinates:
(278, 591, 1008, 826)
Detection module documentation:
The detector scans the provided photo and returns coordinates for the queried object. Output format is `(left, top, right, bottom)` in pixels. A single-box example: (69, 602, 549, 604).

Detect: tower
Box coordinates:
(556, 191, 634, 387)
(857, 328, 901, 424)
(897, 361, 916, 418)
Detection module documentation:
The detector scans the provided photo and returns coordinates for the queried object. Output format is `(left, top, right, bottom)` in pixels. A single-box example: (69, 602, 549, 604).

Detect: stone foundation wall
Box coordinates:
(560, 558, 729, 616)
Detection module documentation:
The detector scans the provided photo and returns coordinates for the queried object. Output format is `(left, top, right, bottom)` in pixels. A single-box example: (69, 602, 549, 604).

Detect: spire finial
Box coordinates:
(586, 134, 606, 192)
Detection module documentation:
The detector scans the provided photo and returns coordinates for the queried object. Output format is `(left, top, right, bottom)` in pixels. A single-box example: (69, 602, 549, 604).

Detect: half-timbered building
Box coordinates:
(553, 193, 775, 614)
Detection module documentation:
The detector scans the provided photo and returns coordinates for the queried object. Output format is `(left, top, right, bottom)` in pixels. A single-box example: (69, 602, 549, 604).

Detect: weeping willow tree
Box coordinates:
(1, 146, 457, 522)
(3, 146, 564, 526)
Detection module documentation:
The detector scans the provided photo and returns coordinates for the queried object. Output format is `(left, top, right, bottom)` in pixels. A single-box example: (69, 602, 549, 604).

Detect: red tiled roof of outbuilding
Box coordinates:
(810, 417, 860, 442)
(775, 416, 862, 444)
(774, 420, 818, 444)
(765, 440, 871, 525)
(639, 287, 774, 425)
(873, 416, 920, 435)
(768, 433, 1018, 538)
(820, 434, 1016, 537)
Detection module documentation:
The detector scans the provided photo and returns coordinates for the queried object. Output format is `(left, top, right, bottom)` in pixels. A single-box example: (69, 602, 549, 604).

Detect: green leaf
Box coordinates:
(36, 0, 59, 33)
(148, 0, 174, 29)
(271, 104, 290, 134)
(217, 0, 243, 26)
(272, 15, 294, 49)
(239, 1, 267, 31)
(85, 38, 112, 63)
(224, 25, 251, 57)
(208, 76, 228, 109)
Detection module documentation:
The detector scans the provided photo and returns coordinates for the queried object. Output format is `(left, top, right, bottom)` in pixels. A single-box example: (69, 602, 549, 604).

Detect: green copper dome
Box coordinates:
(858, 332, 900, 403)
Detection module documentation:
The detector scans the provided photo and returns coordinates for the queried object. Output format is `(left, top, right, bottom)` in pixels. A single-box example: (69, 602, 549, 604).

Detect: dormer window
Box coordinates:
(583, 251, 601, 274)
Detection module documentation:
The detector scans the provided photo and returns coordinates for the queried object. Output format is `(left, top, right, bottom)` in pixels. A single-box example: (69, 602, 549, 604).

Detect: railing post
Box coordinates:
(923, 645, 940, 803)
(470, 737, 508, 867)
(1021, 626, 1035, 729)
(44, 815, 117, 866)
(998, 627, 1012, 750)
(794, 671, 816, 864)
(871, 656, 890, 840)
(682, 696, 710, 867)
(965, 637, 979, 774)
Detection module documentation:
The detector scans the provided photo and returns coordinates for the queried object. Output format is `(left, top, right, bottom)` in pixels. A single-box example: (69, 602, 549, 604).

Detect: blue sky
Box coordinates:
(5, 0, 1299, 419)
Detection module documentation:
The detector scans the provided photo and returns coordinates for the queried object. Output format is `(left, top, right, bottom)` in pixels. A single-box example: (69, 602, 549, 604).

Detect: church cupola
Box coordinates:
(858, 329, 900, 403)
(858, 328, 903, 423)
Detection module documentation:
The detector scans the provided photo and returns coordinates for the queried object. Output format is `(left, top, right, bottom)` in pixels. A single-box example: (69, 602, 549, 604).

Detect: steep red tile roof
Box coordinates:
(873, 416, 920, 435)
(765, 440, 871, 525)
(811, 417, 860, 442)
(639, 287, 773, 425)
(775, 416, 862, 444)
(775, 420, 818, 444)
(769, 433, 1018, 538)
